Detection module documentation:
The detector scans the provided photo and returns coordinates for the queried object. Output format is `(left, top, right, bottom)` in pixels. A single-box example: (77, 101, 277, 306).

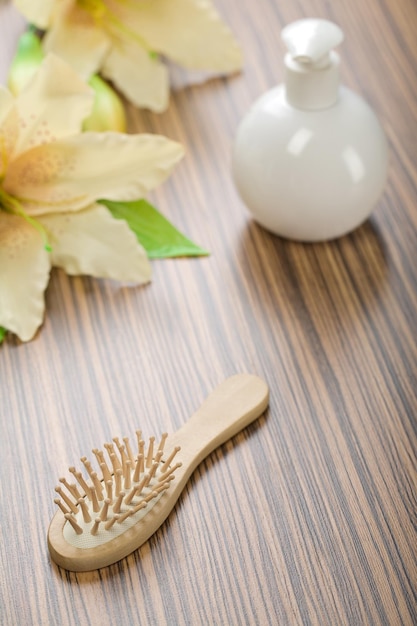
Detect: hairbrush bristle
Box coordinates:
(54, 432, 181, 548)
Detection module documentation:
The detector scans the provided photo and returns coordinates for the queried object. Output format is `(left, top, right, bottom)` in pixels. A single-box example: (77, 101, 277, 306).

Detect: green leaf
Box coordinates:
(100, 198, 209, 259)
(0, 327, 6, 344)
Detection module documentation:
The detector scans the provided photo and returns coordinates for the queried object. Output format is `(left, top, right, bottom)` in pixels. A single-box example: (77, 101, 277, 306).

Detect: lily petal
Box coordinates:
(43, 1, 110, 80)
(4, 132, 184, 216)
(131, 0, 242, 72)
(13, 0, 55, 29)
(0, 87, 14, 123)
(102, 39, 169, 112)
(13, 54, 94, 158)
(39, 203, 152, 282)
(0, 211, 50, 341)
(0, 91, 19, 179)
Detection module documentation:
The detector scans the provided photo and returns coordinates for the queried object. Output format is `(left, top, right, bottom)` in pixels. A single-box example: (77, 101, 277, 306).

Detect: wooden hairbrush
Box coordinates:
(48, 374, 269, 571)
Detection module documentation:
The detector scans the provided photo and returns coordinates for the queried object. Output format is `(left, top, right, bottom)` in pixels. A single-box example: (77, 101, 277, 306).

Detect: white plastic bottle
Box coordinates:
(232, 19, 388, 241)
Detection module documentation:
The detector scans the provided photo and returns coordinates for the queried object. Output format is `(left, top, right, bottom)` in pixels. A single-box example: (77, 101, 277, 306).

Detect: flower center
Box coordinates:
(77, 0, 156, 57)
(0, 186, 52, 252)
(77, 0, 107, 20)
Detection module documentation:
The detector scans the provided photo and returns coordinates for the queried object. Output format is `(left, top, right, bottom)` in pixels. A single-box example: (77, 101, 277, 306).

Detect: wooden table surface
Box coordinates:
(1, 1, 416, 624)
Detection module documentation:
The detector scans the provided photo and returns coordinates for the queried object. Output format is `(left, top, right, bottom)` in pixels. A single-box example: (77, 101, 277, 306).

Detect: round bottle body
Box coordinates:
(232, 85, 388, 241)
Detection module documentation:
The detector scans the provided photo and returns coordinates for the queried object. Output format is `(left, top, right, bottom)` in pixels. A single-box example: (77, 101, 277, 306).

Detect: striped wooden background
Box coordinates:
(1, 0, 416, 624)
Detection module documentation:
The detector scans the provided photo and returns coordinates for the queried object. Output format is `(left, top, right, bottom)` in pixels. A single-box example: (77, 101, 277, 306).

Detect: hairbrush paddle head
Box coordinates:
(48, 374, 269, 571)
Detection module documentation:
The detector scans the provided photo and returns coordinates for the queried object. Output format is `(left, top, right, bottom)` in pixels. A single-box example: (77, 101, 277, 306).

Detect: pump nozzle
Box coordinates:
(282, 19, 344, 68)
(281, 18, 344, 110)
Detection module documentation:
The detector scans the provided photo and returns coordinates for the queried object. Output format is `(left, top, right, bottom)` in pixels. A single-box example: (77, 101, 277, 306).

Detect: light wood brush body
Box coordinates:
(48, 374, 269, 571)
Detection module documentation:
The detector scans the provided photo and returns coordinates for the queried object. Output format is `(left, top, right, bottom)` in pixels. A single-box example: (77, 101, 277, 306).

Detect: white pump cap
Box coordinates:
(282, 19, 344, 110)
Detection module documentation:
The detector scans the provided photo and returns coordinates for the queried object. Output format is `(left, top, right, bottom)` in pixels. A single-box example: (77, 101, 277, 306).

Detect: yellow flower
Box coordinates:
(0, 54, 184, 341)
(13, 0, 242, 112)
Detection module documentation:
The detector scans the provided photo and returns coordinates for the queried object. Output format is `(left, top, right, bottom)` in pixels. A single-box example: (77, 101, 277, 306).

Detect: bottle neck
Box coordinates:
(284, 51, 340, 110)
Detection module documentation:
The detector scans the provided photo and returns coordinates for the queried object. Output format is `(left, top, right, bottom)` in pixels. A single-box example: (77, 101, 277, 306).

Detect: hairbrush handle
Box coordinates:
(169, 373, 269, 481)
